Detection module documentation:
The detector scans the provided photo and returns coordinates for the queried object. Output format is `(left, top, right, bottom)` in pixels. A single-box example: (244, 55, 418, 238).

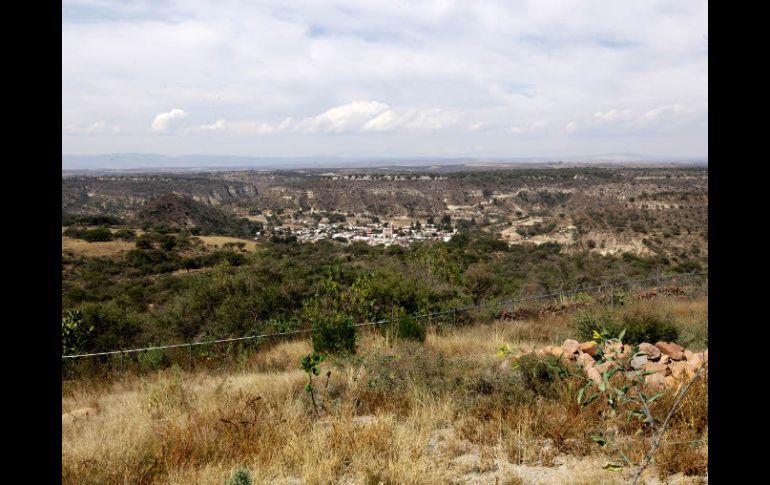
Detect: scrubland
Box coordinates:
(63, 296, 707, 485)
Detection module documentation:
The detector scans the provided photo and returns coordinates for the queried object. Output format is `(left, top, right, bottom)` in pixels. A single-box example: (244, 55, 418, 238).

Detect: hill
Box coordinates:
(136, 193, 261, 238)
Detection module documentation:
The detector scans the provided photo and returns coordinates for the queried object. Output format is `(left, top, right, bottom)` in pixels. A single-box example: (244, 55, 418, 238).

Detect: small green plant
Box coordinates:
(225, 467, 253, 485)
(574, 309, 679, 345)
(62, 309, 93, 355)
(300, 352, 326, 414)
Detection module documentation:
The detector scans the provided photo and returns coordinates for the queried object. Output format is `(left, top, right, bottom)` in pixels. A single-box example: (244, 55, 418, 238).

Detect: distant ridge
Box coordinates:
(62, 153, 707, 172)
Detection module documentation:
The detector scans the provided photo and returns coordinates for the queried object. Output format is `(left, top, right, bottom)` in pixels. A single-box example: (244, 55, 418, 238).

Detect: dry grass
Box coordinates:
(63, 298, 707, 484)
(62, 236, 136, 258)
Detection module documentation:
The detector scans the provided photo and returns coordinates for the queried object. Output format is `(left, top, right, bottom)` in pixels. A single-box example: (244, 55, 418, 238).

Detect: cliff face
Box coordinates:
(62, 176, 259, 216)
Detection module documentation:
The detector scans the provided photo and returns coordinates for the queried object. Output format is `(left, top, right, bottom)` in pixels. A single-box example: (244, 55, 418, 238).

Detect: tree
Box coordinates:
(464, 263, 496, 305)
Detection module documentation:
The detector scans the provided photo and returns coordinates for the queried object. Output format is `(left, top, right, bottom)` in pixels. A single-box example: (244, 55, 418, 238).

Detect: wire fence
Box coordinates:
(62, 270, 707, 377)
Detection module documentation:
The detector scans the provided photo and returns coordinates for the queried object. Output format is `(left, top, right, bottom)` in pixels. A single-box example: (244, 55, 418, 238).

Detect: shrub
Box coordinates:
(312, 315, 357, 355)
(225, 468, 253, 485)
(138, 349, 171, 371)
(514, 354, 567, 399)
(573, 308, 679, 345)
(81, 227, 114, 242)
(394, 315, 426, 342)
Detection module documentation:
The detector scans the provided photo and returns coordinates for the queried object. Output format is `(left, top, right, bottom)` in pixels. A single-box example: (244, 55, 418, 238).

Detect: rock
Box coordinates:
(562, 339, 580, 355)
(704, 349, 708, 362)
(603, 338, 623, 355)
(618, 344, 633, 359)
(638, 343, 661, 360)
(595, 360, 618, 374)
(630, 354, 648, 370)
(579, 341, 598, 356)
(684, 349, 695, 361)
(643, 361, 670, 376)
(670, 361, 688, 380)
(655, 342, 685, 361)
(665, 375, 678, 388)
(644, 372, 667, 390)
(546, 346, 564, 358)
(62, 407, 98, 426)
(659, 354, 670, 365)
(586, 366, 603, 386)
(577, 353, 595, 369)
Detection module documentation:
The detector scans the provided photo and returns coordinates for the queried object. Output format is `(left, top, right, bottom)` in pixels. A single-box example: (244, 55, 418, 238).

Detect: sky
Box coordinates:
(62, 0, 708, 160)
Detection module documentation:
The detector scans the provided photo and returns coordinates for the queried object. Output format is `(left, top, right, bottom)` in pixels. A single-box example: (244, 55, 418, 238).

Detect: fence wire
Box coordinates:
(62, 271, 707, 365)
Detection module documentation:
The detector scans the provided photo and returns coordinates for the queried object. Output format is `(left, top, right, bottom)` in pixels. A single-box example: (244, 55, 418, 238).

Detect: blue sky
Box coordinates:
(62, 0, 708, 159)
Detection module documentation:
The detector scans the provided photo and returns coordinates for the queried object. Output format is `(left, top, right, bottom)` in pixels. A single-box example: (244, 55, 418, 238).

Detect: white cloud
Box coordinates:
(151, 108, 187, 133)
(199, 118, 227, 131)
(295, 101, 389, 133)
(62, 0, 708, 158)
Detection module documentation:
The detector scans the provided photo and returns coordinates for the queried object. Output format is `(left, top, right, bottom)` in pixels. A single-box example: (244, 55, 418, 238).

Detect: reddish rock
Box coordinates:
(562, 339, 580, 355)
(659, 355, 670, 365)
(595, 360, 618, 375)
(577, 353, 595, 369)
(684, 349, 695, 361)
(586, 366, 603, 386)
(670, 361, 688, 380)
(644, 372, 667, 390)
(579, 341, 598, 356)
(655, 342, 685, 361)
(638, 343, 661, 360)
(603, 338, 623, 355)
(704, 349, 708, 362)
(643, 361, 670, 376)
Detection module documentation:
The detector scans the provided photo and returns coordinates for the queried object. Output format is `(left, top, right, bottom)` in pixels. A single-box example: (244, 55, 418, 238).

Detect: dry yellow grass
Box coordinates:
(62, 298, 707, 484)
(62, 236, 136, 258)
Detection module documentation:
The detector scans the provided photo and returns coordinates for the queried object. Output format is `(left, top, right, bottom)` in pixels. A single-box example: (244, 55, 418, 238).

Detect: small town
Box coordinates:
(257, 220, 457, 246)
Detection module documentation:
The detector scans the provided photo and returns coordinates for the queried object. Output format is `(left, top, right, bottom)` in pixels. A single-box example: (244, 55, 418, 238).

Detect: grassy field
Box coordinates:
(62, 236, 137, 258)
(62, 296, 707, 484)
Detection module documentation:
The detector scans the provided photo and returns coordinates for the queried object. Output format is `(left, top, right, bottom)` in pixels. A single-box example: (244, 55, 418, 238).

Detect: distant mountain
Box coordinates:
(62, 153, 706, 171)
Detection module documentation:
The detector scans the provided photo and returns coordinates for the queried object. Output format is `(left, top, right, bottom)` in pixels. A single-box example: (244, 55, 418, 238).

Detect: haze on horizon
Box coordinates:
(62, 1, 708, 164)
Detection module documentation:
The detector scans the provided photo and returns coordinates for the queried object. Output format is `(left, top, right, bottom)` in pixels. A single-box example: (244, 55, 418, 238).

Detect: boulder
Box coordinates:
(603, 338, 623, 355)
(586, 366, 603, 386)
(655, 342, 685, 361)
(562, 339, 580, 355)
(644, 372, 667, 390)
(643, 361, 670, 376)
(618, 344, 633, 359)
(659, 354, 670, 365)
(684, 349, 695, 361)
(630, 354, 648, 370)
(595, 360, 618, 375)
(577, 353, 595, 369)
(670, 361, 688, 380)
(638, 343, 661, 360)
(579, 341, 598, 356)
(704, 349, 708, 362)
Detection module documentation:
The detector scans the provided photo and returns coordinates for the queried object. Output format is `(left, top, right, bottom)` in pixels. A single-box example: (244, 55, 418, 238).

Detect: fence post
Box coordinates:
(120, 351, 124, 373)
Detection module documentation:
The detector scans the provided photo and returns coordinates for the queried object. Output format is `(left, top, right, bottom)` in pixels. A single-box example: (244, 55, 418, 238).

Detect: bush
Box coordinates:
(81, 227, 114, 242)
(394, 315, 426, 342)
(573, 308, 679, 345)
(225, 468, 253, 485)
(514, 354, 567, 399)
(312, 315, 357, 355)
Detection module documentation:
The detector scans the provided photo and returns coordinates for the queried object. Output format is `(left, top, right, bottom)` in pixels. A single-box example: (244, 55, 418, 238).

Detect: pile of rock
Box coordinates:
(534, 339, 708, 390)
